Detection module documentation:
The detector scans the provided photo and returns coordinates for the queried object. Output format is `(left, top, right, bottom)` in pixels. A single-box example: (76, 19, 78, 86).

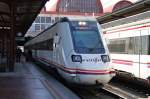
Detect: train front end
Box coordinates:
(66, 20, 115, 85)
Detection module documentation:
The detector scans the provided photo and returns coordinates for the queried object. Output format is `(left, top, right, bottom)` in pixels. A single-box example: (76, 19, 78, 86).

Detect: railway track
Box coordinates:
(68, 79, 150, 99)
(100, 79, 150, 99)
(102, 84, 144, 99)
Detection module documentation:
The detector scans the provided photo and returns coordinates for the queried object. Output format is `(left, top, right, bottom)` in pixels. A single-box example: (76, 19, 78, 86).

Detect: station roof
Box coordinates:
(0, 0, 47, 36)
(97, 0, 150, 24)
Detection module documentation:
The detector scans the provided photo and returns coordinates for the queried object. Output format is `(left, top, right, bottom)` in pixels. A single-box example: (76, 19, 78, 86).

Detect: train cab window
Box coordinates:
(71, 21, 105, 54)
(72, 30, 105, 54)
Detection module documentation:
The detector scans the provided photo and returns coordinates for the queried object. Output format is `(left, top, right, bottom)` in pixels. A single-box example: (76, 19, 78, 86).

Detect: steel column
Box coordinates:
(8, 1, 16, 72)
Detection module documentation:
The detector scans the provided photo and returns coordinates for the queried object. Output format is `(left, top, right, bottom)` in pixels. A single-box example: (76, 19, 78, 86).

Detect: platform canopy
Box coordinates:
(97, 0, 150, 24)
(0, 0, 48, 36)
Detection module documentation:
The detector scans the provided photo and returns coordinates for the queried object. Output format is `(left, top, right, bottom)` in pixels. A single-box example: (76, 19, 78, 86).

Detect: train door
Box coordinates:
(139, 29, 149, 79)
(132, 32, 141, 78)
(128, 30, 141, 77)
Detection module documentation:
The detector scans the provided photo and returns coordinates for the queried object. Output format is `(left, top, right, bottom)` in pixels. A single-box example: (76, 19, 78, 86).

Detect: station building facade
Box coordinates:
(26, 0, 137, 37)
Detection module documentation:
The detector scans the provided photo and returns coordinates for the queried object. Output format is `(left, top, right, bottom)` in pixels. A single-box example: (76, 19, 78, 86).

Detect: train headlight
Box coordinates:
(71, 55, 82, 63)
(78, 22, 87, 26)
(101, 55, 110, 63)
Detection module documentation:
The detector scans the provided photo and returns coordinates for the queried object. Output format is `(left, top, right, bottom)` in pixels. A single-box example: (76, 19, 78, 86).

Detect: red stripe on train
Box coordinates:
(112, 59, 133, 66)
(147, 66, 150, 68)
(112, 59, 132, 63)
(36, 57, 114, 75)
(106, 24, 150, 34)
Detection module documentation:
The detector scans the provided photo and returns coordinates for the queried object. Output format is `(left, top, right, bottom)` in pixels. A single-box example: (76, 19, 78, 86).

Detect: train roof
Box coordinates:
(101, 10, 150, 29)
(25, 17, 98, 46)
(66, 17, 97, 21)
(97, 0, 150, 24)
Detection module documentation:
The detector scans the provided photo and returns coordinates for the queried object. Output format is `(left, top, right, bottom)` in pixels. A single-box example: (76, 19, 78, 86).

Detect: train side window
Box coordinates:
(128, 37, 134, 54)
(149, 36, 150, 55)
(47, 39, 53, 50)
(108, 39, 126, 54)
(141, 36, 148, 55)
(118, 39, 126, 53)
(134, 36, 140, 54)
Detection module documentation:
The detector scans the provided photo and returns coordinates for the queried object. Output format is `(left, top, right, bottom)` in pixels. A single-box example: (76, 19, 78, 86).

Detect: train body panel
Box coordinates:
(25, 17, 115, 85)
(110, 54, 150, 79)
(103, 11, 150, 80)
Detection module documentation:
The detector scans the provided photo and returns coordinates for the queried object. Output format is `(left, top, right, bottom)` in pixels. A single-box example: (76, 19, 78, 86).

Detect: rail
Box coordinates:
(102, 83, 150, 99)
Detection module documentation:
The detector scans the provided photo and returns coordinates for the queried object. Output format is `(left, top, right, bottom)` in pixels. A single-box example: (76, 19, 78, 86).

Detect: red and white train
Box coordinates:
(25, 17, 115, 85)
(103, 11, 150, 82)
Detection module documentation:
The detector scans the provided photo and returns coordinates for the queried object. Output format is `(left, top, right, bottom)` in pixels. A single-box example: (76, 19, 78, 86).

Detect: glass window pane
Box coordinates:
(134, 36, 140, 54)
(46, 17, 51, 23)
(73, 30, 103, 49)
(52, 19, 55, 24)
(55, 17, 59, 22)
(35, 24, 40, 31)
(141, 36, 148, 55)
(128, 37, 134, 54)
(41, 17, 45, 23)
(41, 24, 45, 30)
(35, 17, 40, 23)
(108, 39, 126, 54)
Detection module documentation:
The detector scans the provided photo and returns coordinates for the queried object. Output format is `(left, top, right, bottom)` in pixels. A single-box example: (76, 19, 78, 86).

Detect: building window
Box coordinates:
(35, 24, 40, 31)
(55, 17, 59, 22)
(46, 17, 51, 23)
(51, 19, 55, 24)
(41, 17, 45, 23)
(35, 17, 40, 23)
(41, 24, 45, 30)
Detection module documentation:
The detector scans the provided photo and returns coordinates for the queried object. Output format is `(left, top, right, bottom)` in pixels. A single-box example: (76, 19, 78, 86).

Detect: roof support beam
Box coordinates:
(97, 0, 150, 24)
(8, 1, 15, 72)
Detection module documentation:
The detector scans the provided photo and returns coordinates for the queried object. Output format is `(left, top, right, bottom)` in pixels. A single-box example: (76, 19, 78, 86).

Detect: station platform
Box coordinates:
(0, 59, 80, 99)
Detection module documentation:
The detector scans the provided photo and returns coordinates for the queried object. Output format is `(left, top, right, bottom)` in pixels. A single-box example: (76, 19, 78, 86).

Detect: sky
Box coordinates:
(45, 0, 139, 12)
(45, 0, 58, 11)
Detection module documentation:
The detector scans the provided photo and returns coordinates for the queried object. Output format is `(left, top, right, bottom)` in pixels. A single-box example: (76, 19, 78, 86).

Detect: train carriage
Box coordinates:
(25, 17, 115, 85)
(103, 11, 150, 81)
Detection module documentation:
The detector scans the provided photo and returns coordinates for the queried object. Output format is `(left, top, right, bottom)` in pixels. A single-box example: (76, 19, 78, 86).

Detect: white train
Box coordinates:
(25, 17, 115, 85)
(103, 11, 150, 82)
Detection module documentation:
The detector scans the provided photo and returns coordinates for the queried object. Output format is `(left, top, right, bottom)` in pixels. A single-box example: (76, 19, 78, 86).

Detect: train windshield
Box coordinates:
(70, 21, 105, 54)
